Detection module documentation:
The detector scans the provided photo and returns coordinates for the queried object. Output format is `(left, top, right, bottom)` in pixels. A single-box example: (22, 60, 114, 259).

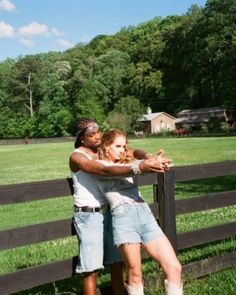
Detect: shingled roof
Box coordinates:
(140, 112, 176, 121)
(176, 107, 225, 124)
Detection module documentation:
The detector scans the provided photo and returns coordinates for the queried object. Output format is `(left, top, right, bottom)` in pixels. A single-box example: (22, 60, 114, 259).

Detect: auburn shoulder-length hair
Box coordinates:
(99, 129, 134, 163)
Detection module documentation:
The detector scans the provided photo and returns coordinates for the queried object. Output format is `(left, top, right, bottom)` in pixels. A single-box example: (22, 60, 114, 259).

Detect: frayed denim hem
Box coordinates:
(116, 241, 141, 248)
(75, 265, 104, 274)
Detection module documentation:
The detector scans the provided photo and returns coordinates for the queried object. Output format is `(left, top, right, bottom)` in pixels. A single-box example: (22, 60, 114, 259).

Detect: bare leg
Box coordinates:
(143, 235, 182, 287)
(110, 261, 126, 295)
(119, 243, 143, 288)
(83, 271, 99, 295)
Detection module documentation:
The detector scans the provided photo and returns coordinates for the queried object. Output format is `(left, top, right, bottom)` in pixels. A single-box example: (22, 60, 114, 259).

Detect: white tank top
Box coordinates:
(95, 160, 144, 209)
(71, 149, 107, 207)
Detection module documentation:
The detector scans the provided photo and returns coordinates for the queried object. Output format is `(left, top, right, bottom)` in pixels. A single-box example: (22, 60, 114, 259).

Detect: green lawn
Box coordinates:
(0, 136, 236, 185)
(0, 136, 236, 294)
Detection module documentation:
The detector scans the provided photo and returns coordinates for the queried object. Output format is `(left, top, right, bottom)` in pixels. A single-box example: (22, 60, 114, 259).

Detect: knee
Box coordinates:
(166, 260, 182, 277)
(175, 261, 182, 275)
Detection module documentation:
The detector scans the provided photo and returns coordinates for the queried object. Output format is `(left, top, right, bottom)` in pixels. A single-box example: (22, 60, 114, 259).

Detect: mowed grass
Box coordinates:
(0, 142, 72, 185)
(0, 136, 236, 294)
(0, 136, 236, 185)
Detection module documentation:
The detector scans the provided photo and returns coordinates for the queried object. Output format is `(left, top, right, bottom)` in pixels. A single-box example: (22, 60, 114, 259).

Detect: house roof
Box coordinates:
(177, 107, 225, 116)
(176, 107, 226, 125)
(140, 112, 176, 121)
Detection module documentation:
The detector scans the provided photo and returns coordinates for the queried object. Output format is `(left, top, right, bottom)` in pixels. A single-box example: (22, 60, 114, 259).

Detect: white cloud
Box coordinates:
(20, 38, 34, 47)
(57, 38, 73, 48)
(0, 0, 16, 11)
(0, 21, 14, 37)
(18, 21, 49, 36)
(51, 27, 65, 37)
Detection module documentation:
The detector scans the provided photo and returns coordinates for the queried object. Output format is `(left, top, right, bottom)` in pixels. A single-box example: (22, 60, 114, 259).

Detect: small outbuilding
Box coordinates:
(139, 109, 176, 134)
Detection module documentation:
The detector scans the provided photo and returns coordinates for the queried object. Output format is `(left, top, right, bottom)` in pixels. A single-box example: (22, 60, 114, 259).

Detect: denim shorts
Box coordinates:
(103, 210, 123, 265)
(73, 210, 122, 273)
(111, 202, 164, 247)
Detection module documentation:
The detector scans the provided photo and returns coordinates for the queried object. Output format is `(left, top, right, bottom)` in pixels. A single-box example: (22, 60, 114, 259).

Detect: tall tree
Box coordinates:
(74, 80, 105, 125)
(37, 73, 71, 137)
(13, 56, 44, 117)
(107, 96, 146, 132)
(93, 50, 130, 112)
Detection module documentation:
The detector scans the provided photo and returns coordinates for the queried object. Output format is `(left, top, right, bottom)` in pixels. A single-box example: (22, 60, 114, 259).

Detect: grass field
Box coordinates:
(0, 136, 236, 294)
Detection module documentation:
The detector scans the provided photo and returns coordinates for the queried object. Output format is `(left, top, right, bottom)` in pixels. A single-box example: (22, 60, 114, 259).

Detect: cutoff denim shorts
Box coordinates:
(103, 210, 123, 265)
(73, 210, 122, 273)
(111, 202, 164, 247)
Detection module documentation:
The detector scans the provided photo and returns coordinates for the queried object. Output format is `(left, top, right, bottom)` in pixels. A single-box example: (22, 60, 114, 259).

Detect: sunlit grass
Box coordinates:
(0, 237, 77, 274)
(0, 196, 73, 231)
(0, 137, 236, 294)
(129, 136, 236, 166)
(0, 137, 236, 184)
(0, 142, 72, 185)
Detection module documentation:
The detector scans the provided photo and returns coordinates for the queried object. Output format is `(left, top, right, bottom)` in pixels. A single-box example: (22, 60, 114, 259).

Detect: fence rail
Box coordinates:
(0, 160, 236, 295)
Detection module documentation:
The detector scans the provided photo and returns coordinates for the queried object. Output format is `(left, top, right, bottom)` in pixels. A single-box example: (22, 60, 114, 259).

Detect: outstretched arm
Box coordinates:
(130, 148, 173, 169)
(69, 152, 169, 176)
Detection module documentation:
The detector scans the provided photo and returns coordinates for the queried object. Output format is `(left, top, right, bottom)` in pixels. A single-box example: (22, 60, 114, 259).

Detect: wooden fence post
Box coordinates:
(157, 170, 178, 253)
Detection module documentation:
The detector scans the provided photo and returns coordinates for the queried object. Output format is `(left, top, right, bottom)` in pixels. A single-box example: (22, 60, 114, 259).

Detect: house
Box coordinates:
(139, 109, 176, 134)
(175, 107, 226, 129)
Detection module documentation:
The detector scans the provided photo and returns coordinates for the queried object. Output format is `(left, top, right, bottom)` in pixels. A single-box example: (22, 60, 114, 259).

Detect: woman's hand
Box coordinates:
(136, 148, 173, 173)
(156, 149, 173, 170)
(139, 157, 173, 173)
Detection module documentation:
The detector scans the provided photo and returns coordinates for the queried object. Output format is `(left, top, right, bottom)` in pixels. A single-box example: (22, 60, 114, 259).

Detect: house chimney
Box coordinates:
(147, 106, 152, 114)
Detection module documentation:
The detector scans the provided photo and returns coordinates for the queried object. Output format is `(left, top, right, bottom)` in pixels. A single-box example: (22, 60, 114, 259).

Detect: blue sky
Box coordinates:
(0, 0, 206, 62)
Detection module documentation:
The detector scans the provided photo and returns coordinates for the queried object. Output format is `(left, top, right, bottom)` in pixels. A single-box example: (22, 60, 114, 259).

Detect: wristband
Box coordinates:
(145, 153, 153, 159)
(131, 161, 142, 175)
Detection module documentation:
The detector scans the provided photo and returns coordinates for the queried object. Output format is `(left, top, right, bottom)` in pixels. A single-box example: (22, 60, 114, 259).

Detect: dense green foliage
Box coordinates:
(0, 0, 236, 138)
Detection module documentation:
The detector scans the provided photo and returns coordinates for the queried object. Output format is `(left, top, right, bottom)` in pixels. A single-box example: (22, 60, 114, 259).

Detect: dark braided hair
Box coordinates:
(74, 118, 98, 148)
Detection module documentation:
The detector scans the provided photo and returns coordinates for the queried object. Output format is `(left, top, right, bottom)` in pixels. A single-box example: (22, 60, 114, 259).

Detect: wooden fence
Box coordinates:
(0, 160, 236, 294)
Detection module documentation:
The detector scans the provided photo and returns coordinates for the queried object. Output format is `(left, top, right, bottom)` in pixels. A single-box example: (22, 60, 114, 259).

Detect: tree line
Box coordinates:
(0, 0, 235, 138)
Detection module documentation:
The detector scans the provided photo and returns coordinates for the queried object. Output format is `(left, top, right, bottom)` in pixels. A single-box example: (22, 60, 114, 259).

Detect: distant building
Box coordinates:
(139, 108, 176, 134)
(224, 108, 236, 127)
(175, 107, 226, 129)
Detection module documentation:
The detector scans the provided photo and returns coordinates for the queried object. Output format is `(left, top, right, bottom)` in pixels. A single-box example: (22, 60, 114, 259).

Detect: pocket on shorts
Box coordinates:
(73, 212, 92, 225)
(111, 205, 125, 217)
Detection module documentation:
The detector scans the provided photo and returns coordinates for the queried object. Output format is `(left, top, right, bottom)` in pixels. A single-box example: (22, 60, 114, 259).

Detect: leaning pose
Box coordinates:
(96, 129, 183, 295)
(69, 118, 171, 295)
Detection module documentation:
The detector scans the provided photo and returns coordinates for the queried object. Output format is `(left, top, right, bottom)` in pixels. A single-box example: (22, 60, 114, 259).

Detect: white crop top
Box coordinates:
(71, 149, 107, 207)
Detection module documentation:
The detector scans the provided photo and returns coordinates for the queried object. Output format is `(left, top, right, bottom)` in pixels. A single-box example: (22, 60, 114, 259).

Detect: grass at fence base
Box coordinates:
(11, 261, 236, 295)
(0, 137, 236, 294)
(144, 267, 236, 295)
